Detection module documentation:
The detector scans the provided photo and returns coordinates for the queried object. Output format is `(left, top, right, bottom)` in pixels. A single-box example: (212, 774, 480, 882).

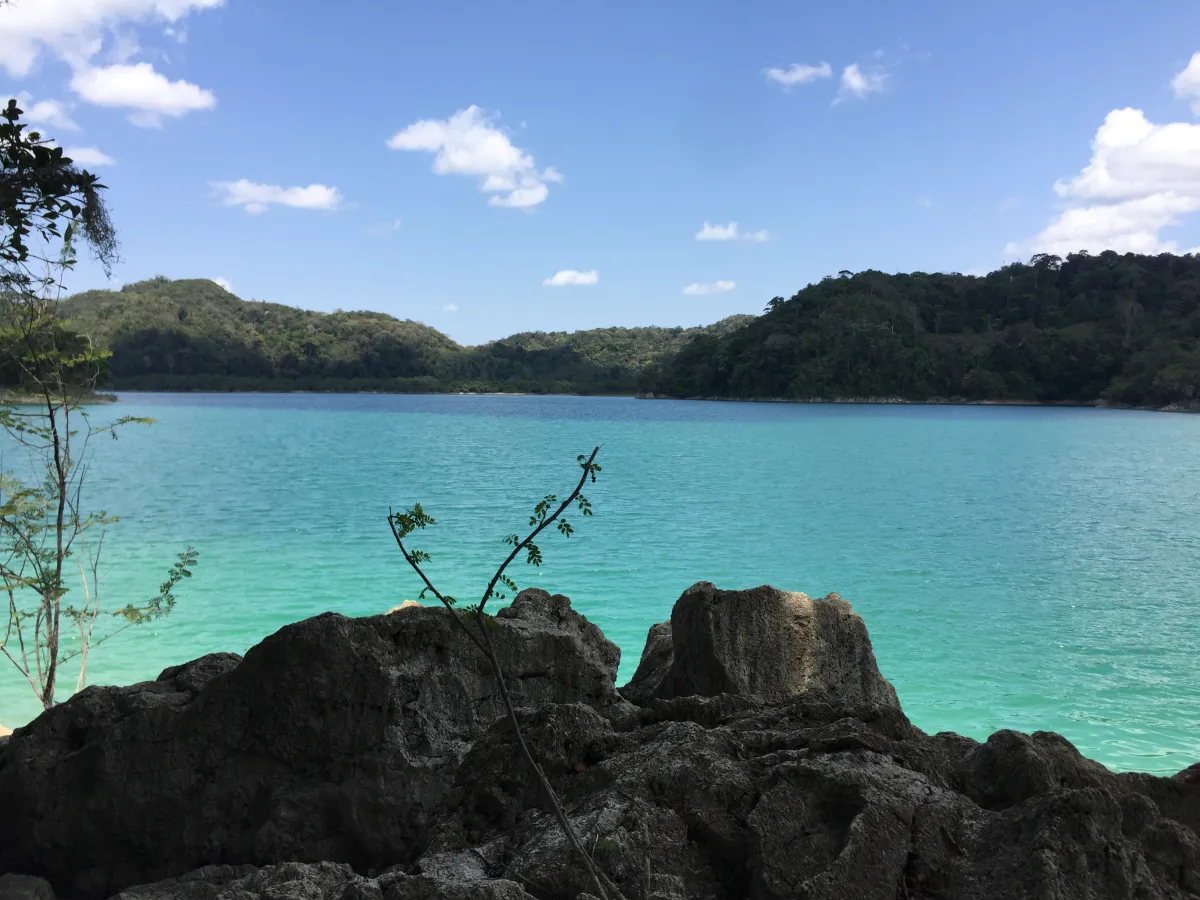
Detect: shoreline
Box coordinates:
(107, 387, 1198, 414)
(633, 392, 1200, 414)
(0, 391, 119, 406)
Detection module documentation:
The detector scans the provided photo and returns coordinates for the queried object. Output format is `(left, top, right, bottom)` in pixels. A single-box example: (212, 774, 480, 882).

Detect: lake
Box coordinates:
(1, 393, 1198, 776)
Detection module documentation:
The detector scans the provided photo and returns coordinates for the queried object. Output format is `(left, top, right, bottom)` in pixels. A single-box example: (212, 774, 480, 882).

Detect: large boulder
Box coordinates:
(0, 590, 625, 900)
(623, 583, 900, 711)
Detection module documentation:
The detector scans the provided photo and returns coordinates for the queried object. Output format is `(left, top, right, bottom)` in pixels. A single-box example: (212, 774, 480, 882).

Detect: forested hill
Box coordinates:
(640, 251, 1200, 409)
(57, 276, 749, 393)
(57, 252, 1200, 406)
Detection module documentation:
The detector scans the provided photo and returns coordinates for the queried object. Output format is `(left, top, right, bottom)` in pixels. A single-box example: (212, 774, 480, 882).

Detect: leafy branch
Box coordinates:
(387, 447, 624, 900)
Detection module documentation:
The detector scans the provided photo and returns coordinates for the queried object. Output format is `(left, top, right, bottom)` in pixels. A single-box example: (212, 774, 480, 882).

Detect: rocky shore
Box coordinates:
(1, 582, 1197, 900)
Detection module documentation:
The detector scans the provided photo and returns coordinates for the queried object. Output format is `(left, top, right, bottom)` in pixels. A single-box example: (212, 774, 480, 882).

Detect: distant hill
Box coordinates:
(64, 252, 1200, 407)
(499, 316, 755, 369)
(639, 251, 1200, 409)
(58, 277, 753, 394)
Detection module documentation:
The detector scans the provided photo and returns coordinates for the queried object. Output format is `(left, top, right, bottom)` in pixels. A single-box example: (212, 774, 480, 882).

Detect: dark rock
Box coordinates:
(1173, 762, 1200, 785)
(0, 874, 56, 900)
(954, 728, 1111, 810)
(628, 582, 900, 710)
(0, 590, 623, 899)
(619, 622, 672, 706)
(107, 862, 535, 900)
(3, 582, 1197, 900)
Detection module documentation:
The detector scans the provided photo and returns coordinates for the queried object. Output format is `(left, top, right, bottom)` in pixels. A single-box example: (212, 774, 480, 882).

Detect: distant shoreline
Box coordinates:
(106, 387, 1198, 413)
(634, 393, 1200, 414)
(0, 391, 119, 406)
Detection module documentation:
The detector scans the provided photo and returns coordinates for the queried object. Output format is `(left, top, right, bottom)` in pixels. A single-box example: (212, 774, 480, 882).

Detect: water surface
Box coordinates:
(1, 394, 1197, 776)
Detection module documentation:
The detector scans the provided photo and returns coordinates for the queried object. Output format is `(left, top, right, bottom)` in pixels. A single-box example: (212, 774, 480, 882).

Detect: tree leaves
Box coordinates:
(390, 503, 436, 540)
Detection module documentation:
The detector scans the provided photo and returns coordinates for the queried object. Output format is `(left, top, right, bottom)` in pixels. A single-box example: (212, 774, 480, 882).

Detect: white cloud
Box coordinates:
(695, 221, 770, 242)
(683, 280, 736, 296)
(764, 62, 832, 89)
(63, 146, 115, 166)
(70, 62, 215, 126)
(1052, 107, 1200, 202)
(443, 303, 459, 313)
(1006, 193, 1200, 258)
(835, 64, 888, 103)
(210, 276, 231, 291)
(387, 106, 561, 209)
(543, 269, 598, 287)
(0, 0, 223, 77)
(1007, 75, 1200, 258)
(211, 179, 343, 215)
(1172, 52, 1200, 115)
(998, 196, 1021, 213)
(4, 91, 78, 130)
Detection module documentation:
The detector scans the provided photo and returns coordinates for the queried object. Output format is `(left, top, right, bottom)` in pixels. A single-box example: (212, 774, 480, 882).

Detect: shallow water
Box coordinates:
(1, 393, 1198, 776)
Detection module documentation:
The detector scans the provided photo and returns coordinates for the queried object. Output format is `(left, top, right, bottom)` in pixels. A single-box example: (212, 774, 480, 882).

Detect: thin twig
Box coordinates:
(477, 446, 600, 617)
(387, 511, 485, 654)
(391, 447, 624, 900)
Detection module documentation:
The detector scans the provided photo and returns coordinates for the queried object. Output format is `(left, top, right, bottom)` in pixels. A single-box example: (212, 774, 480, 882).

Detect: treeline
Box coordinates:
(56, 277, 738, 393)
(641, 251, 1200, 408)
(51, 253, 1200, 407)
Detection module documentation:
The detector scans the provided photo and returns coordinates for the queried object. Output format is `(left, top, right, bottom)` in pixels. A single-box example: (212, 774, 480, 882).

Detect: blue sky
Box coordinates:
(4, 0, 1200, 344)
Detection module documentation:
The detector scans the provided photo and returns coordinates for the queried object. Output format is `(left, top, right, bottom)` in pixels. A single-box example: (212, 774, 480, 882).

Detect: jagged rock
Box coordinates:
(3, 583, 1198, 900)
(619, 622, 672, 706)
(423, 692, 1200, 900)
(108, 862, 535, 900)
(0, 590, 624, 900)
(954, 728, 1111, 810)
(0, 874, 55, 900)
(386, 600, 422, 614)
(625, 582, 900, 710)
(1174, 762, 1200, 785)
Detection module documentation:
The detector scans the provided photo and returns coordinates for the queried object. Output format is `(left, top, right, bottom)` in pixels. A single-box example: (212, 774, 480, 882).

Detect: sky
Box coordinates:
(3, 0, 1200, 345)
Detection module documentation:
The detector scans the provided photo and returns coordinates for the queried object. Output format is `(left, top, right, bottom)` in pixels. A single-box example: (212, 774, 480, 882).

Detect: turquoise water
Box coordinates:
(1, 394, 1198, 776)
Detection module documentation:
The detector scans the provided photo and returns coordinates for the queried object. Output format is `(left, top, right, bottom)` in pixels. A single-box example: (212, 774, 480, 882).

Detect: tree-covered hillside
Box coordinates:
(58, 277, 745, 393)
(57, 252, 1200, 406)
(641, 251, 1200, 409)
(501, 316, 755, 369)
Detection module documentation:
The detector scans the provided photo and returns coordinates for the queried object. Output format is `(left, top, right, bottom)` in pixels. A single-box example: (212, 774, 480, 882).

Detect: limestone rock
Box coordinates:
(0, 875, 56, 900)
(627, 582, 900, 710)
(1173, 762, 1200, 785)
(2, 582, 1197, 900)
(386, 600, 422, 614)
(108, 862, 535, 900)
(425, 692, 1200, 900)
(0, 590, 622, 900)
(619, 621, 672, 706)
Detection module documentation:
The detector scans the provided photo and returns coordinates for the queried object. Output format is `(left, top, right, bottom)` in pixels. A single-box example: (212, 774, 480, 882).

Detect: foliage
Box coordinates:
(0, 99, 117, 286)
(499, 315, 755, 369)
(57, 278, 753, 394)
(641, 253, 1200, 408)
(387, 449, 622, 900)
(0, 98, 196, 710)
